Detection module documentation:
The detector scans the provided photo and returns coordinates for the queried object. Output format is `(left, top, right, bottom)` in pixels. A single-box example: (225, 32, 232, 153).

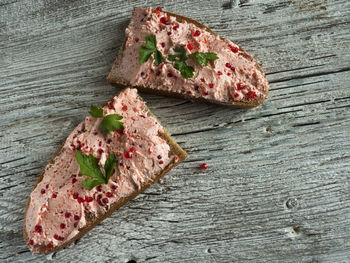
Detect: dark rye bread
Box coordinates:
(23, 89, 187, 254)
(107, 7, 268, 108)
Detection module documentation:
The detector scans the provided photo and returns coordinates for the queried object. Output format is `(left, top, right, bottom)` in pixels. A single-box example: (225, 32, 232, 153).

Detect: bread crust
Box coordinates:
(107, 7, 268, 108)
(23, 89, 187, 254)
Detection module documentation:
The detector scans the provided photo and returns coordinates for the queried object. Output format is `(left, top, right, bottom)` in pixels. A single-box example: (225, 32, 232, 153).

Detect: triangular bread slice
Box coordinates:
(23, 88, 187, 254)
(108, 7, 269, 107)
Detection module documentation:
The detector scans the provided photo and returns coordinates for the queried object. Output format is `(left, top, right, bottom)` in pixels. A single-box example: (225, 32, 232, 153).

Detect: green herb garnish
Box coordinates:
(167, 46, 194, 79)
(189, 52, 219, 66)
(89, 105, 124, 135)
(138, 35, 164, 66)
(89, 105, 104, 118)
(76, 150, 117, 190)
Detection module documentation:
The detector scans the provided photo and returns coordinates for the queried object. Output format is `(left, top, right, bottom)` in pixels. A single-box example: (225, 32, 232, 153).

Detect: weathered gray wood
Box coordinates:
(1, 0, 350, 262)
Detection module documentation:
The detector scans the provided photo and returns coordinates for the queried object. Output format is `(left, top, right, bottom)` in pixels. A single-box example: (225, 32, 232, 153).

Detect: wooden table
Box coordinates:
(1, 0, 350, 262)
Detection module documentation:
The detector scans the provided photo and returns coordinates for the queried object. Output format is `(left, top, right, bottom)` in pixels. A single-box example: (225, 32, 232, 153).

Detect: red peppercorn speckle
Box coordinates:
(161, 42, 165, 48)
(72, 178, 77, 184)
(167, 72, 173, 78)
(46, 184, 49, 189)
(73, 192, 79, 199)
(233, 93, 240, 98)
(159, 160, 164, 165)
(29, 239, 34, 246)
(60, 223, 66, 229)
(108, 101, 115, 110)
(167, 31, 171, 36)
(209, 83, 214, 89)
(52, 192, 58, 198)
(97, 149, 104, 155)
(107, 139, 112, 144)
(77, 197, 84, 203)
(160, 17, 169, 24)
(54, 234, 64, 241)
(46, 242, 53, 249)
(35, 224, 43, 234)
(225, 63, 231, 68)
(122, 105, 128, 111)
(173, 24, 179, 30)
(117, 129, 125, 136)
(74, 222, 78, 228)
(106, 192, 113, 198)
(200, 78, 205, 83)
(129, 147, 137, 153)
(135, 37, 139, 43)
(201, 163, 208, 170)
(111, 184, 117, 190)
(228, 44, 239, 53)
(157, 155, 162, 159)
(227, 72, 231, 76)
(74, 215, 80, 221)
(193, 30, 201, 37)
(124, 151, 132, 159)
(217, 71, 223, 75)
(187, 43, 194, 51)
(247, 90, 258, 99)
(155, 7, 162, 13)
(237, 83, 245, 90)
(65, 212, 71, 218)
(96, 185, 102, 192)
(85, 196, 93, 202)
(203, 91, 209, 96)
(102, 198, 109, 205)
(40, 189, 46, 194)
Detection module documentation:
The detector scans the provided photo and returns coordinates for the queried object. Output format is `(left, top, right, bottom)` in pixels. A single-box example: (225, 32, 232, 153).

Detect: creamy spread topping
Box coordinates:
(111, 7, 268, 104)
(25, 88, 176, 253)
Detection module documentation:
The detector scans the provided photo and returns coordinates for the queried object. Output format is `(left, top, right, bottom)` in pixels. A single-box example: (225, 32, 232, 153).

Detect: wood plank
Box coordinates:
(1, 0, 350, 262)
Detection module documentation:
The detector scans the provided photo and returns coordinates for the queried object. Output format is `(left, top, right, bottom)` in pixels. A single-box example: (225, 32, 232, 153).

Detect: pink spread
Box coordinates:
(110, 7, 268, 103)
(25, 88, 177, 253)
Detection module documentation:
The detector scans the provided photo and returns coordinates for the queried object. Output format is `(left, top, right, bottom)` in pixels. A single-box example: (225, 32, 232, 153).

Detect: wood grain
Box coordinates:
(1, 0, 350, 262)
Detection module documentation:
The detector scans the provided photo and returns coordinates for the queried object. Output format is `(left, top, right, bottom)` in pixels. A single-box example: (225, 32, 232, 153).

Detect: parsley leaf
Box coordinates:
(174, 60, 195, 79)
(104, 154, 117, 182)
(99, 114, 124, 134)
(82, 178, 105, 190)
(167, 46, 194, 79)
(153, 50, 164, 66)
(189, 52, 219, 66)
(76, 150, 118, 190)
(145, 35, 156, 49)
(138, 35, 164, 66)
(89, 105, 104, 118)
(76, 150, 104, 180)
(89, 105, 124, 135)
(138, 46, 154, 64)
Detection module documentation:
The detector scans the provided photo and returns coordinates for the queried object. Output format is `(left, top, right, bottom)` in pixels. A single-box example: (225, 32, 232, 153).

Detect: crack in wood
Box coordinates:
(269, 66, 350, 84)
(293, 121, 321, 127)
(277, 99, 331, 109)
(0, 156, 26, 166)
(272, 79, 330, 91)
